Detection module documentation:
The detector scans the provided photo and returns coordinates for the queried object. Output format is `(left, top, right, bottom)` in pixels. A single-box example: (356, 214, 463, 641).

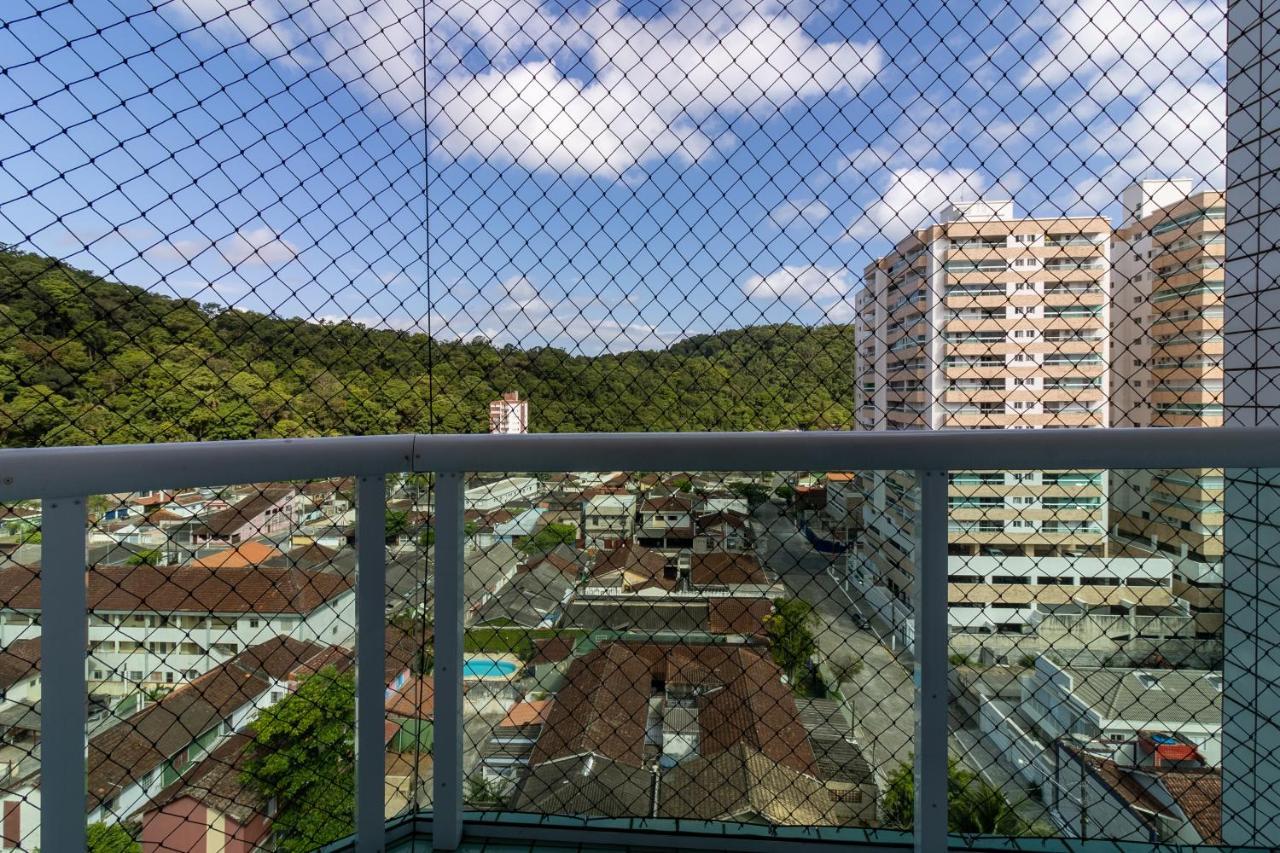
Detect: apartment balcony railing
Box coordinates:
(1, 428, 1279, 853)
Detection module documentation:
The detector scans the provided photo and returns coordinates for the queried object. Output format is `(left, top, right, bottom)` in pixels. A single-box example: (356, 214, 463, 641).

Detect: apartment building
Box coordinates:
(1110, 180, 1226, 637)
(852, 201, 1127, 648)
(488, 391, 530, 434)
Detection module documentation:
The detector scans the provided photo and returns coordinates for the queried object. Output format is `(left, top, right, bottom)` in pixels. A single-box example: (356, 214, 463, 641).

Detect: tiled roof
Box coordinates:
(529, 643, 651, 766)
(144, 732, 264, 825)
(0, 562, 351, 614)
(192, 486, 295, 537)
(515, 754, 653, 818)
(385, 674, 433, 720)
(498, 699, 552, 729)
(690, 552, 767, 585)
(641, 495, 693, 513)
(1159, 768, 1222, 843)
(189, 541, 284, 569)
(86, 637, 334, 813)
(590, 543, 673, 591)
(707, 597, 772, 637)
(530, 635, 577, 664)
(660, 745, 838, 825)
(0, 639, 39, 690)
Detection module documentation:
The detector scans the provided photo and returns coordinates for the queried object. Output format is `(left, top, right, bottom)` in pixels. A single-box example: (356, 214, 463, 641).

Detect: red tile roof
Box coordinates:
(707, 597, 772, 637)
(691, 552, 767, 585)
(0, 563, 351, 614)
(0, 639, 39, 690)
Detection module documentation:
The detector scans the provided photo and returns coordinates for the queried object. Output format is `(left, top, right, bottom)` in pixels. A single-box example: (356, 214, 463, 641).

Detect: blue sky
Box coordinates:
(0, 0, 1225, 353)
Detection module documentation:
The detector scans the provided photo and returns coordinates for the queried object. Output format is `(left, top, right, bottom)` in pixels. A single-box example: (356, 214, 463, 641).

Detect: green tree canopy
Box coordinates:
(881, 758, 1048, 836)
(518, 522, 577, 554)
(0, 248, 857, 446)
(765, 598, 818, 688)
(86, 822, 140, 853)
(242, 666, 355, 851)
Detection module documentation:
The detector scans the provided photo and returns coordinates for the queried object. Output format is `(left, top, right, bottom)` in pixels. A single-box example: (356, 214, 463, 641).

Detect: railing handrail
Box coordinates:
(2, 426, 1279, 499)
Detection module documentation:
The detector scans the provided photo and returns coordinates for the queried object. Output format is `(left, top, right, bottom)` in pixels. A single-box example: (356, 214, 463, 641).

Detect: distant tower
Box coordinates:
(488, 391, 529, 434)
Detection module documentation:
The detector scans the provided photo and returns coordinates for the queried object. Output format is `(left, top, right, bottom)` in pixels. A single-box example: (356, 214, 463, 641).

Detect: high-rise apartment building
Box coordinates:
(849, 201, 1182, 655)
(1111, 180, 1226, 635)
(489, 391, 530, 434)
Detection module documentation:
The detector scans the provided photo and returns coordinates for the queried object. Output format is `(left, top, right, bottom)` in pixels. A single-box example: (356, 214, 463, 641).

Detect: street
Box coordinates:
(754, 503, 916, 780)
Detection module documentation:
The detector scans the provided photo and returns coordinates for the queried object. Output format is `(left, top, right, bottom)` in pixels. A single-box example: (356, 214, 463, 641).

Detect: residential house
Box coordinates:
(0, 641, 39, 714)
(470, 564, 573, 629)
(512, 640, 839, 824)
(694, 510, 752, 553)
(1051, 739, 1221, 843)
(1019, 656, 1223, 765)
(186, 486, 298, 549)
(465, 477, 542, 512)
(579, 493, 636, 552)
(0, 562, 354, 693)
(588, 543, 676, 592)
(0, 637, 342, 846)
(636, 495, 695, 554)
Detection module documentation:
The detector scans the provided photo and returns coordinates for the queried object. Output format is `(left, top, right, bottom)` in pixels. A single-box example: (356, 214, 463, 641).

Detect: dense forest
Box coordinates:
(0, 247, 856, 446)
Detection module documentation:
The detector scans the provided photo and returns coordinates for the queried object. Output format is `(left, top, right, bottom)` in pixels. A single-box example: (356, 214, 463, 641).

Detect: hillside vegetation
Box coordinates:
(0, 248, 855, 445)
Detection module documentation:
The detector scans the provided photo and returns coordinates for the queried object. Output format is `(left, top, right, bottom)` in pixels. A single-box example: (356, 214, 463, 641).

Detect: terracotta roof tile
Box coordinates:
(0, 563, 351, 614)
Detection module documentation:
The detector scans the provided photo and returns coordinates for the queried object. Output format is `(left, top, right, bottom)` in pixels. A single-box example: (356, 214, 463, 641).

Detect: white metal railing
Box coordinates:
(2, 427, 1280, 852)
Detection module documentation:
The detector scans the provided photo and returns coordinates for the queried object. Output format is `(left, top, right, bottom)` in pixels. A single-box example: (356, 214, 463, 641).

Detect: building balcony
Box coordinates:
(1, 429, 1278, 853)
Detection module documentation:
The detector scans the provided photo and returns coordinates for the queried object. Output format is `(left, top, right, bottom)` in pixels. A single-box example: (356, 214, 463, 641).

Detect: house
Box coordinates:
(140, 628, 426, 853)
(636, 495, 695, 552)
(588, 542, 675, 592)
(0, 637, 343, 845)
(139, 733, 269, 853)
(464, 477, 542, 511)
(512, 640, 839, 824)
(579, 493, 636, 551)
(1019, 656, 1223, 765)
(0, 563, 354, 693)
(823, 473, 863, 543)
(187, 486, 298, 549)
(695, 510, 752, 553)
(1051, 740, 1222, 843)
(477, 699, 553, 793)
(0, 640, 40, 713)
(471, 564, 573, 628)
(689, 552, 769, 589)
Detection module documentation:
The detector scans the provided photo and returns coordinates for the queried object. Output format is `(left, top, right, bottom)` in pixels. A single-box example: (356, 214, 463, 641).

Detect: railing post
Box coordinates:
(40, 496, 87, 853)
(433, 472, 464, 850)
(355, 476, 387, 852)
(914, 470, 948, 853)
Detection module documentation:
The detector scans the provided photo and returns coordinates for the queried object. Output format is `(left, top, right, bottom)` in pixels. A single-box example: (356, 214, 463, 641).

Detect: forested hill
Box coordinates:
(0, 247, 855, 446)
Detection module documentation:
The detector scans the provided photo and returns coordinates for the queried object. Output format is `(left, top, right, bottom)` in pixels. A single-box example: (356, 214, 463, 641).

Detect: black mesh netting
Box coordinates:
(0, 0, 1271, 850)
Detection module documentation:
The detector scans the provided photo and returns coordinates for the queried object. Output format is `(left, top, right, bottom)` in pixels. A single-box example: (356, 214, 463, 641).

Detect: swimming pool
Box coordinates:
(463, 657, 518, 679)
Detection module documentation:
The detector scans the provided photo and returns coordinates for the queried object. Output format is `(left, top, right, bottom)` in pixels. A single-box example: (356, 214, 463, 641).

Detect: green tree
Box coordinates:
(518, 522, 576, 554)
(881, 759, 1043, 836)
(385, 509, 409, 543)
(765, 598, 818, 688)
(86, 822, 140, 853)
(242, 666, 355, 851)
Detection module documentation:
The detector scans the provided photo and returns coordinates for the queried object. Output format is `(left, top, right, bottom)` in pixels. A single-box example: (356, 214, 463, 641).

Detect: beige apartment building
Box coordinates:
(1110, 180, 1226, 637)
(849, 200, 1188, 654)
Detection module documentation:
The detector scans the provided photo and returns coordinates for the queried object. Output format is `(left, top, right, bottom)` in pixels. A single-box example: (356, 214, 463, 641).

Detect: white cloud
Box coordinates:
(217, 226, 300, 265)
(172, 1, 883, 178)
(144, 225, 298, 267)
(741, 264, 855, 303)
(1016, 0, 1224, 93)
(769, 199, 831, 227)
(1070, 79, 1225, 208)
(845, 167, 988, 244)
(439, 275, 682, 352)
